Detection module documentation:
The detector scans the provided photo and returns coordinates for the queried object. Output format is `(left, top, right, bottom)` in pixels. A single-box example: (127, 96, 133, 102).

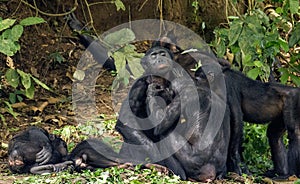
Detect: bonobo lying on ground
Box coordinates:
(192, 54, 300, 178)
(8, 126, 72, 174)
(115, 44, 231, 182)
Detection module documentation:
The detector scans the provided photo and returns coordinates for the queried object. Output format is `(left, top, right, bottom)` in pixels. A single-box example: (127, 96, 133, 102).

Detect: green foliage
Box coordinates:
(242, 123, 273, 174)
(12, 166, 186, 184)
(114, 0, 125, 11)
(104, 28, 144, 88)
(212, 4, 300, 85)
(0, 16, 45, 56)
(4, 68, 52, 103)
(49, 51, 66, 64)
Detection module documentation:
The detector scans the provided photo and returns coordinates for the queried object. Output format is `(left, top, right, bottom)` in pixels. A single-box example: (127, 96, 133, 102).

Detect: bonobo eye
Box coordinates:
(159, 51, 167, 57)
(150, 53, 157, 59)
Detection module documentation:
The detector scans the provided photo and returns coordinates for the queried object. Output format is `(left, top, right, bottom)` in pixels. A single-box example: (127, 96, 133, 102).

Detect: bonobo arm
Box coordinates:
(146, 83, 181, 136)
(30, 161, 73, 174)
(36, 145, 52, 165)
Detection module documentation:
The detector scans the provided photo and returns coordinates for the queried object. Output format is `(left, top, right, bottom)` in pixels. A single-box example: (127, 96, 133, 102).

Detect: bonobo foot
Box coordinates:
(144, 163, 170, 175)
(264, 169, 289, 180)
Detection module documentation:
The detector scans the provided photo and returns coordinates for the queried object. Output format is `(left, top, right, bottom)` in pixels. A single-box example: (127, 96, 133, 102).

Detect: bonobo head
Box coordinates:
(141, 46, 174, 77)
(8, 149, 25, 173)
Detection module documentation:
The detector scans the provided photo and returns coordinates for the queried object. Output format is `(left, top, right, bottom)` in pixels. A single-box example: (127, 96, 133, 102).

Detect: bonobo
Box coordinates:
(115, 46, 187, 179)
(115, 45, 231, 182)
(8, 126, 72, 174)
(194, 54, 300, 178)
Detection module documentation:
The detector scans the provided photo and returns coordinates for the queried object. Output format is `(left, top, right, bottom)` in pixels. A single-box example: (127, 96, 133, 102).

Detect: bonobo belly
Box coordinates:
(242, 97, 283, 124)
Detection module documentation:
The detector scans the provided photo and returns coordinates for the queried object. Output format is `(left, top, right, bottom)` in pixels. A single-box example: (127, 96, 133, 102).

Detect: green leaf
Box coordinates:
(247, 68, 260, 80)
(17, 69, 31, 89)
(215, 39, 226, 57)
(103, 28, 135, 46)
(19, 17, 46, 26)
(31, 76, 53, 92)
(289, 0, 299, 14)
(289, 23, 300, 47)
(5, 69, 19, 88)
(278, 38, 289, 52)
(24, 82, 34, 99)
(9, 93, 16, 104)
(112, 51, 126, 71)
(10, 25, 23, 41)
(278, 68, 289, 84)
(228, 20, 243, 46)
(291, 74, 300, 86)
(0, 18, 16, 32)
(127, 56, 144, 78)
(114, 0, 125, 11)
(253, 60, 263, 67)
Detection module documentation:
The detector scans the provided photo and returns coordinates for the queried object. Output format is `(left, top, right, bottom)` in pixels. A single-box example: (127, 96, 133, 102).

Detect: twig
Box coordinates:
(89, 1, 115, 7)
(20, 0, 78, 17)
(138, 0, 149, 12)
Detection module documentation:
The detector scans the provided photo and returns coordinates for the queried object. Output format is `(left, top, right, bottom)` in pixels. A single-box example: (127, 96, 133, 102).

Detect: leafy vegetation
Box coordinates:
(0, 16, 52, 123)
(212, 0, 300, 85)
(211, 0, 299, 177)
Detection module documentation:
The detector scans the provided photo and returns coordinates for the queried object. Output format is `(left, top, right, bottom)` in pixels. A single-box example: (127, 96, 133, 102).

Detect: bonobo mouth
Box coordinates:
(157, 64, 169, 70)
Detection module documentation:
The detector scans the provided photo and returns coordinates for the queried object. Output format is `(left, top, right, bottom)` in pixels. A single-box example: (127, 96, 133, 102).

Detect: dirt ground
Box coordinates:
(0, 0, 122, 174)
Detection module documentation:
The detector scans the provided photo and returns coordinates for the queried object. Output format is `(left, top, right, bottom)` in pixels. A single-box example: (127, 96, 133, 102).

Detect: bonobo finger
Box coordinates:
(30, 164, 54, 174)
(147, 83, 164, 96)
(36, 146, 52, 165)
(53, 161, 74, 172)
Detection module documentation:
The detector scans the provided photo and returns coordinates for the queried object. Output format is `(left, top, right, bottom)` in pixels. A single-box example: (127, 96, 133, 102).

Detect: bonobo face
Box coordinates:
(141, 47, 174, 76)
(8, 150, 25, 173)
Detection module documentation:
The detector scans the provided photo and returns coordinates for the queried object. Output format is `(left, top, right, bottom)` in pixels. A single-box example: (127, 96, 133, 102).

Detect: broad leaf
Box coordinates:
(112, 51, 126, 72)
(19, 17, 46, 26)
(10, 25, 23, 41)
(5, 69, 19, 88)
(127, 56, 144, 78)
(0, 18, 16, 32)
(17, 69, 31, 89)
(247, 68, 260, 80)
(289, 23, 300, 47)
(289, 0, 299, 14)
(103, 28, 135, 46)
(228, 20, 243, 46)
(25, 82, 34, 99)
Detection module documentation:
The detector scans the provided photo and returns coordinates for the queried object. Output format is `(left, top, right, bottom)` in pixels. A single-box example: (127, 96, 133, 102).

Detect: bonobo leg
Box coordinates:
(283, 92, 300, 176)
(227, 103, 244, 175)
(266, 119, 288, 178)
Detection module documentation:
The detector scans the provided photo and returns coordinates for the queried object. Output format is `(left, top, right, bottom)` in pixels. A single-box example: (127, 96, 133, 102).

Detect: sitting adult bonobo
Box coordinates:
(8, 126, 72, 174)
(194, 55, 300, 178)
(115, 45, 230, 182)
(115, 45, 187, 179)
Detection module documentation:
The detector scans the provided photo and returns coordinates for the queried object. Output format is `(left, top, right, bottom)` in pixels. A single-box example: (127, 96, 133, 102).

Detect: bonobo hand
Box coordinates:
(147, 83, 165, 97)
(36, 146, 52, 165)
